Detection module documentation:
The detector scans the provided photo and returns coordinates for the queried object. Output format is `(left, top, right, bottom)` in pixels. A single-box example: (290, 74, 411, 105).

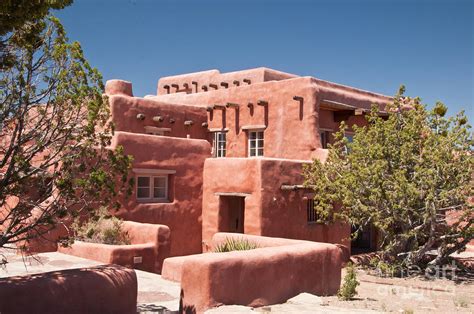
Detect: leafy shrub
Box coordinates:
(338, 262, 359, 300)
(72, 208, 131, 245)
(213, 237, 259, 252)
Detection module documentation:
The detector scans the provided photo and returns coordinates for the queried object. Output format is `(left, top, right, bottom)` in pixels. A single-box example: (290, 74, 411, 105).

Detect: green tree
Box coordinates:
(0, 0, 73, 68)
(304, 87, 473, 267)
(0, 14, 132, 252)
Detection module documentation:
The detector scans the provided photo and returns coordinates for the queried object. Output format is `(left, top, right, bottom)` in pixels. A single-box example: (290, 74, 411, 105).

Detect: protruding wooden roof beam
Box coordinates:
(226, 102, 239, 109)
(221, 82, 229, 88)
(152, 116, 164, 122)
(281, 184, 307, 191)
(257, 100, 268, 106)
(243, 79, 251, 84)
(213, 104, 226, 110)
(191, 81, 198, 93)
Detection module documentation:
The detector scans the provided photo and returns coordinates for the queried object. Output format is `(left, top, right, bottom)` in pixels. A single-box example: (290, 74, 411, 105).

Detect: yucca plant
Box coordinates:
(213, 237, 259, 253)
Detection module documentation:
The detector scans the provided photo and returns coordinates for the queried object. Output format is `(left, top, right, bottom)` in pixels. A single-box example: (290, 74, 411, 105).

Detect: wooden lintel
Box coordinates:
(215, 192, 251, 197)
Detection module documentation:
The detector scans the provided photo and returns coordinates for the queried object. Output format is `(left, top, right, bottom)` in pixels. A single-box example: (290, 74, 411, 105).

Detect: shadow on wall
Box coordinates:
(180, 289, 196, 314)
(0, 265, 137, 314)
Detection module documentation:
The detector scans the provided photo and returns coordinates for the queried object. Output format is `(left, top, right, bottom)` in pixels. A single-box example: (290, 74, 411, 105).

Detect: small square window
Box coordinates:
(136, 175, 168, 201)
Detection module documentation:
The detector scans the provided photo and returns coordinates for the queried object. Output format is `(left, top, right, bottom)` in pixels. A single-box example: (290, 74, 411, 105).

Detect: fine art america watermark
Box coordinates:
(374, 261, 459, 297)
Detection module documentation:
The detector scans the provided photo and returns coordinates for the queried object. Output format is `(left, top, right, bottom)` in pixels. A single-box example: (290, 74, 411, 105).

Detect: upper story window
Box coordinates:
(248, 130, 264, 157)
(213, 132, 226, 158)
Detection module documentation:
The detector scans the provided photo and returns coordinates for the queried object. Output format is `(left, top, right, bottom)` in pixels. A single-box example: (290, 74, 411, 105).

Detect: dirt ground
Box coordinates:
(320, 267, 473, 314)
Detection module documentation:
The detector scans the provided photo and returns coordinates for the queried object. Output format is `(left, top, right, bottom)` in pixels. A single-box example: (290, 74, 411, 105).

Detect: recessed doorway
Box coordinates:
(218, 196, 245, 233)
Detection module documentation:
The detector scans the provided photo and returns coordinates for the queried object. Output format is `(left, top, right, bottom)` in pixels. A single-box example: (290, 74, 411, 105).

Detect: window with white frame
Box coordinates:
(248, 130, 264, 157)
(136, 175, 168, 201)
(213, 132, 226, 157)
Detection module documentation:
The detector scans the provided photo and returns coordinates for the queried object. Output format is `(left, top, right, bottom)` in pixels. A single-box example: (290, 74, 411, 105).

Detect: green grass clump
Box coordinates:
(214, 237, 259, 252)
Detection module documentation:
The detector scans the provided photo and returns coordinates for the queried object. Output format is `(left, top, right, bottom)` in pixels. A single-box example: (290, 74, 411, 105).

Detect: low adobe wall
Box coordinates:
(0, 265, 137, 314)
(170, 233, 342, 313)
(59, 221, 170, 273)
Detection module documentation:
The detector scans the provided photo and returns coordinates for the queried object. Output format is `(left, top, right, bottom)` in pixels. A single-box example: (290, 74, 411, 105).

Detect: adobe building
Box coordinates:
(106, 67, 392, 258)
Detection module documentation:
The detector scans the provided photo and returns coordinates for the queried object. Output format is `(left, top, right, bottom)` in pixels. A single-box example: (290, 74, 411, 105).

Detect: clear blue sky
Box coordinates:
(56, 0, 473, 121)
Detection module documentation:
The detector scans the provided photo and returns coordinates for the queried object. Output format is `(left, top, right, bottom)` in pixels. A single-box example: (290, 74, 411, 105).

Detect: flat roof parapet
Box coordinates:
(156, 67, 298, 96)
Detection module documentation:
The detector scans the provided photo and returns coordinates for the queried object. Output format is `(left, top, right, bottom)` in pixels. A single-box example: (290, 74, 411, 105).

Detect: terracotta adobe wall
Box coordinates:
(259, 159, 351, 249)
(111, 132, 211, 257)
(202, 158, 263, 251)
(109, 94, 209, 140)
(155, 77, 321, 160)
(58, 221, 171, 273)
(314, 77, 392, 111)
(151, 76, 390, 160)
(156, 67, 297, 95)
(0, 265, 137, 314)
(202, 158, 350, 253)
(178, 233, 342, 313)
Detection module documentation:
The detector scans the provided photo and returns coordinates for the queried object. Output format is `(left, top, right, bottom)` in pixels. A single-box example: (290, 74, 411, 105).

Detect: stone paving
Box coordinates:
(0, 250, 181, 313)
